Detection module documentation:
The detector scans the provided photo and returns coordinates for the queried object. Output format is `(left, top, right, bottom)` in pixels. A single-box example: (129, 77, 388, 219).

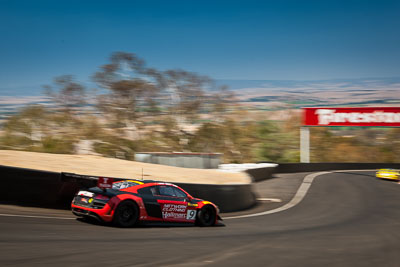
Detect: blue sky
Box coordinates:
(1, 0, 400, 95)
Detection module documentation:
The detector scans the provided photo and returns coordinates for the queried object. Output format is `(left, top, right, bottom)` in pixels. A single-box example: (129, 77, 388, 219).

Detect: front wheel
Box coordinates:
(196, 205, 216, 227)
(113, 201, 139, 227)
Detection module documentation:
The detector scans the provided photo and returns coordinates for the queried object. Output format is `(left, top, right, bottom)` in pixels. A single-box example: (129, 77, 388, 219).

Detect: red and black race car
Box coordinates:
(70, 177, 222, 227)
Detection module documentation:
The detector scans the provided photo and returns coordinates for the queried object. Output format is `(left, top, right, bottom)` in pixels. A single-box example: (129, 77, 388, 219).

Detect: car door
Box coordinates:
(156, 185, 195, 222)
(137, 186, 163, 221)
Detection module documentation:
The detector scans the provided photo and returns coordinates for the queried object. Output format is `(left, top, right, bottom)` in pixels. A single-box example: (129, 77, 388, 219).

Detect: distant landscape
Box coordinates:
(229, 77, 400, 107)
(2, 77, 400, 124)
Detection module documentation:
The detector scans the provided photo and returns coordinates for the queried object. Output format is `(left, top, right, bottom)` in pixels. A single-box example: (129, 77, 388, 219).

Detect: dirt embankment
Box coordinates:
(0, 150, 250, 184)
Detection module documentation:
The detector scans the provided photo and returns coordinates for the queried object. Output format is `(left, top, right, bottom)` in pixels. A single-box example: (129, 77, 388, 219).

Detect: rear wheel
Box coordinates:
(196, 205, 216, 226)
(113, 201, 139, 227)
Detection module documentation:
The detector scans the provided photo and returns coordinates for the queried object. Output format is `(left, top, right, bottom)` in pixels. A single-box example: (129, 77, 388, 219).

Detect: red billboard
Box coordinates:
(303, 107, 400, 127)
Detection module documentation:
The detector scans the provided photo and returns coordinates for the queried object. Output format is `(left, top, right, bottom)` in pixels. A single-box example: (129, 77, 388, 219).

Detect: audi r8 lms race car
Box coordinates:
(376, 169, 400, 181)
(70, 176, 221, 227)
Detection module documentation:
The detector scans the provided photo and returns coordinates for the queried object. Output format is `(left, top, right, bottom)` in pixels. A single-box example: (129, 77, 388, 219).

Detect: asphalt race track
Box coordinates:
(1, 171, 400, 266)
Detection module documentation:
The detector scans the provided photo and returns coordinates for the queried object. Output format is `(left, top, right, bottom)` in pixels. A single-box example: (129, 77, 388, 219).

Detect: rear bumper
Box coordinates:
(72, 208, 102, 221)
(71, 204, 114, 222)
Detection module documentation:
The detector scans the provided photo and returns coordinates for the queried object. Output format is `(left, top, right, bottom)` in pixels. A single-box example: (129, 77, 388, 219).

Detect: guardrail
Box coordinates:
(0, 165, 256, 213)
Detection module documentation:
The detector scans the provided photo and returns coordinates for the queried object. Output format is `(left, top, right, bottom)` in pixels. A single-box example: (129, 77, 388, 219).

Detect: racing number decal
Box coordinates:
(186, 209, 196, 220)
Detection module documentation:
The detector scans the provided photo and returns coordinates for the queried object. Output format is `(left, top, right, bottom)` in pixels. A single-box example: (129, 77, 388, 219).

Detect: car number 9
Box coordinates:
(186, 210, 196, 220)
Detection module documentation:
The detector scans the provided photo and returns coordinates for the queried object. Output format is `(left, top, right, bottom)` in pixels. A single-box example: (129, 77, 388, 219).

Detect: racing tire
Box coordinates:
(113, 201, 139, 228)
(196, 205, 216, 227)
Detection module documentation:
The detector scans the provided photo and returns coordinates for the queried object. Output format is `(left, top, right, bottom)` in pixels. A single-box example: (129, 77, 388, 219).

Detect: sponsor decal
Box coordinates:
(304, 107, 400, 127)
(162, 212, 186, 219)
(161, 204, 191, 220)
(162, 204, 186, 212)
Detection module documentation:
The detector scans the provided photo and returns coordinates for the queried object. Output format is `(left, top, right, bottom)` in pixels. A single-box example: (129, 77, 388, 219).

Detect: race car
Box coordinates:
(70, 178, 221, 227)
(376, 169, 400, 181)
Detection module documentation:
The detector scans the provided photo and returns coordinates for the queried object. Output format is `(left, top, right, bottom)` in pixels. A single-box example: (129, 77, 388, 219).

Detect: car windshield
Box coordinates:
(112, 180, 142, 190)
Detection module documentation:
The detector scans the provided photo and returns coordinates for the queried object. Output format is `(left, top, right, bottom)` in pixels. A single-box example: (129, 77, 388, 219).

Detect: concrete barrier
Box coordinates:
(245, 166, 277, 182)
(218, 163, 277, 183)
(174, 182, 256, 212)
(0, 165, 73, 208)
(232, 162, 400, 183)
(0, 165, 256, 212)
(275, 163, 400, 173)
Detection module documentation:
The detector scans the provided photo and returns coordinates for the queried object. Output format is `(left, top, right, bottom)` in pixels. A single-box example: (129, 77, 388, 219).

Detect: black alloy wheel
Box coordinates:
(196, 205, 216, 227)
(113, 201, 139, 227)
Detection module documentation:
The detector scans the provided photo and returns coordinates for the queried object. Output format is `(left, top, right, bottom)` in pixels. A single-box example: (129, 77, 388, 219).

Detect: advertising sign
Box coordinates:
(303, 107, 400, 127)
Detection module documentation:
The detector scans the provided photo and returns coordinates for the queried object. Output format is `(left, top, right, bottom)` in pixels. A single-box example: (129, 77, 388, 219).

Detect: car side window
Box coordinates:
(158, 185, 176, 197)
(138, 186, 157, 196)
(173, 187, 187, 198)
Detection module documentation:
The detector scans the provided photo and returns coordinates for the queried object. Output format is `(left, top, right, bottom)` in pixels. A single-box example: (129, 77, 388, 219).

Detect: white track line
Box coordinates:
(0, 213, 75, 220)
(224, 171, 331, 220)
